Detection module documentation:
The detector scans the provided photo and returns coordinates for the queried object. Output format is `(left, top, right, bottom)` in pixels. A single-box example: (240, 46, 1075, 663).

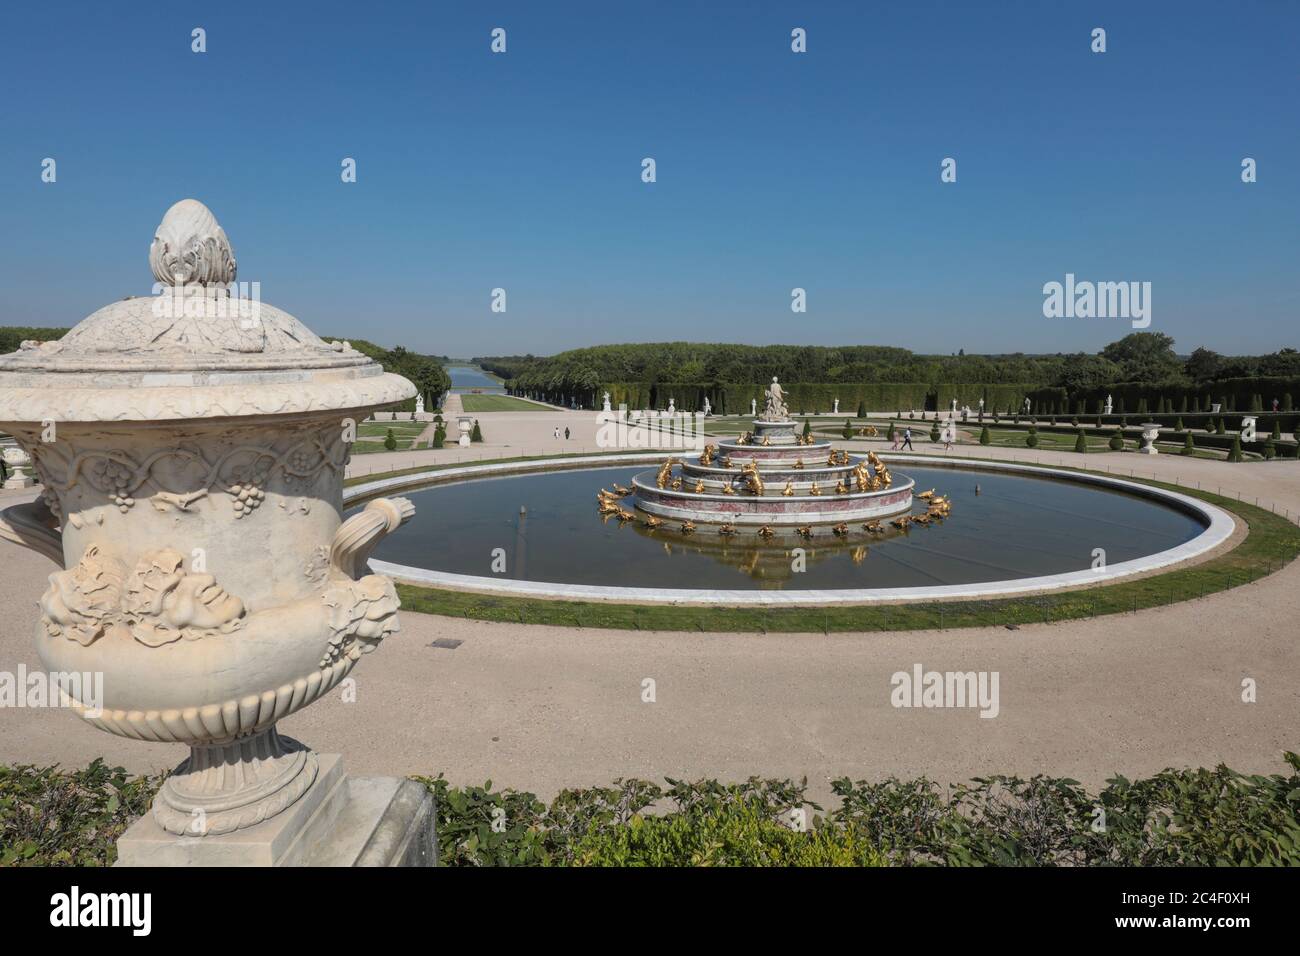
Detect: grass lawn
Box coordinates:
(461, 394, 550, 412)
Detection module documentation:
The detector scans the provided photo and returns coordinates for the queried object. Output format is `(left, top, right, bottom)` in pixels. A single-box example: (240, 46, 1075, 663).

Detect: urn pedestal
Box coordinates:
(0, 200, 435, 865)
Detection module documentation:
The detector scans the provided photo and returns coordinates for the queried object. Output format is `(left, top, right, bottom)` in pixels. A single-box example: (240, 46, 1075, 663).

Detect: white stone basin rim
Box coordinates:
(346, 453, 1237, 607)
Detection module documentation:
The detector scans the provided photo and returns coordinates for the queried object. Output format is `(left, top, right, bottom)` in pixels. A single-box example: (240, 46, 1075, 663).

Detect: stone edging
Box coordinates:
(345, 453, 1236, 607)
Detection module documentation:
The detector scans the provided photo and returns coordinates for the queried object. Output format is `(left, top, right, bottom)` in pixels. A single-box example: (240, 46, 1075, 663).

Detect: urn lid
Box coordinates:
(0, 199, 414, 423)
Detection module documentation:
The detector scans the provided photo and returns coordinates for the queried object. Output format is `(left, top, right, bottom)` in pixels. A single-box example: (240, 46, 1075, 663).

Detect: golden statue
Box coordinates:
(693, 479, 706, 493)
(670, 477, 683, 491)
(864, 521, 883, 534)
(616, 508, 637, 522)
(835, 479, 848, 495)
(809, 482, 821, 496)
(611, 482, 632, 496)
(735, 432, 749, 445)
(699, 444, 717, 466)
(741, 460, 765, 496)
(757, 525, 774, 538)
(796, 526, 813, 538)
(642, 514, 664, 529)
(760, 435, 772, 446)
(718, 522, 737, 536)
(852, 459, 871, 492)
(782, 480, 794, 496)
(721, 482, 736, 495)
(655, 459, 677, 489)
(890, 515, 911, 529)
(832, 522, 849, 536)
(917, 488, 935, 500)
(793, 458, 804, 469)
(680, 520, 696, 534)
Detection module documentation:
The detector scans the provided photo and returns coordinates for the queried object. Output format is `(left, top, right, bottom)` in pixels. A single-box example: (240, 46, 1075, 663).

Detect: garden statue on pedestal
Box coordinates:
(762, 377, 790, 421)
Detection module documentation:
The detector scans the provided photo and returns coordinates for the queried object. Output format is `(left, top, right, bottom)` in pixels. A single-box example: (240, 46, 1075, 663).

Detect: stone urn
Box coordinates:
(0, 199, 416, 839)
(2, 442, 35, 488)
(1138, 422, 1162, 455)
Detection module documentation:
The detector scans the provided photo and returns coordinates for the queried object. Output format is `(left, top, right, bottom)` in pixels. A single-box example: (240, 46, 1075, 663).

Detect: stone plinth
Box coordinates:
(116, 755, 437, 867)
(752, 419, 798, 444)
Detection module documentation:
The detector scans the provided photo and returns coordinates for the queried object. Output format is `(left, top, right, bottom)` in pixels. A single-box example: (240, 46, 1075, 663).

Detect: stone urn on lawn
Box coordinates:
(0, 200, 427, 862)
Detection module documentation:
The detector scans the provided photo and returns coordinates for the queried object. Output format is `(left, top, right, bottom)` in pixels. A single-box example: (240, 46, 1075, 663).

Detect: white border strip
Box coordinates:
(347, 453, 1236, 606)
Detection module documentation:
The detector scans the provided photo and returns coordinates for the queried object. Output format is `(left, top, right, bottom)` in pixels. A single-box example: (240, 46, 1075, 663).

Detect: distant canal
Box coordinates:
(446, 365, 505, 393)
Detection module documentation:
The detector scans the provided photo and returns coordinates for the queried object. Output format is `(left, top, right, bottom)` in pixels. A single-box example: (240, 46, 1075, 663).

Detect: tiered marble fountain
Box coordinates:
(632, 377, 914, 527)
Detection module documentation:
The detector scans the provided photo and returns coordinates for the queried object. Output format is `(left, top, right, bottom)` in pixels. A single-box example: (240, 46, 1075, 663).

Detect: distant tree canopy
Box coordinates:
(480, 335, 1298, 394)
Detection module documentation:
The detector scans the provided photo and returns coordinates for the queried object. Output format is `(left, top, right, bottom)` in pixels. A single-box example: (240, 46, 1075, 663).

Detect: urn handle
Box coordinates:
(329, 497, 414, 579)
(0, 499, 63, 567)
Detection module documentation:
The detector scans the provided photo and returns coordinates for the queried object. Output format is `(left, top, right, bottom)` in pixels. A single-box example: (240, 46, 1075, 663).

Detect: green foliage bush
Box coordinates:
(471, 420, 483, 442)
(11, 755, 1300, 867)
(383, 428, 397, 451)
(1025, 428, 1038, 448)
(1073, 429, 1087, 453)
(1181, 433, 1195, 456)
(929, 422, 940, 442)
(432, 424, 446, 449)
(979, 426, 990, 445)
(1228, 435, 1243, 462)
(1109, 429, 1124, 451)
(0, 760, 161, 866)
(842, 419, 854, 440)
(857, 400, 867, 418)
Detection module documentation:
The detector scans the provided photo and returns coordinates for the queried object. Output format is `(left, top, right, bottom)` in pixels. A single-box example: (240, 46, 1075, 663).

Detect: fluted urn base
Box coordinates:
(153, 726, 319, 836)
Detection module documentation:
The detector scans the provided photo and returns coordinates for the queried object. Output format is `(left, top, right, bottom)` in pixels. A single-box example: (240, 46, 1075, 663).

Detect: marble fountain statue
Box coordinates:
(631, 377, 915, 526)
(0, 200, 433, 865)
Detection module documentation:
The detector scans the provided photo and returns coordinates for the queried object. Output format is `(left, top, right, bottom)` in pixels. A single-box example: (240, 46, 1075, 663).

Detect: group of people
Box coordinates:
(552, 425, 570, 440)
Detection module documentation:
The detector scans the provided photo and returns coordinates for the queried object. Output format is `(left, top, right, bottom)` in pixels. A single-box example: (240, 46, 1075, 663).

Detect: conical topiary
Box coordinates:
(1181, 433, 1194, 456)
(1026, 427, 1038, 448)
(383, 428, 397, 451)
(1074, 429, 1087, 453)
(979, 425, 990, 446)
(471, 420, 483, 442)
(1227, 434, 1242, 462)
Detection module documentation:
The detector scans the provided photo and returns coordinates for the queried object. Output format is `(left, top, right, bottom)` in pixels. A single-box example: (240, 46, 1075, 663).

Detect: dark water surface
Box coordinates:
(363, 466, 1205, 590)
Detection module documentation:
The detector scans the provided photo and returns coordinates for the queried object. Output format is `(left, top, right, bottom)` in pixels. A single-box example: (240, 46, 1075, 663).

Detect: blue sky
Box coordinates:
(0, 0, 1295, 358)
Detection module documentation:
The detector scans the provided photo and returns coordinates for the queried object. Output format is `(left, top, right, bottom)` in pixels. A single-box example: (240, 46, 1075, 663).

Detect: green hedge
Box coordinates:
(10, 753, 1300, 866)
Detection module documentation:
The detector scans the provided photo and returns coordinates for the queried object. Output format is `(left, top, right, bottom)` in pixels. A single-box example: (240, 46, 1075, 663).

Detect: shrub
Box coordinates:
(1272, 419, 1282, 440)
(886, 421, 895, 441)
(857, 401, 866, 418)
(0, 759, 162, 866)
(842, 419, 854, 440)
(432, 424, 446, 449)
(979, 426, 990, 445)
(1181, 433, 1195, 456)
(929, 422, 941, 442)
(1175, 417, 1184, 432)
(383, 428, 397, 451)
(1109, 429, 1124, 451)
(14, 756, 1300, 867)
(802, 419, 812, 438)
(1073, 429, 1087, 453)
(1025, 428, 1038, 448)
(1228, 435, 1243, 462)
(471, 420, 483, 442)
(1217, 418, 1227, 436)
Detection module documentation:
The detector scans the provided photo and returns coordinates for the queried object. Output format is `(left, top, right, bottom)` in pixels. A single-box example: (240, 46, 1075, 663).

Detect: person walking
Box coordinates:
(891, 427, 902, 451)
(564, 426, 570, 440)
(553, 426, 559, 439)
(901, 427, 914, 451)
